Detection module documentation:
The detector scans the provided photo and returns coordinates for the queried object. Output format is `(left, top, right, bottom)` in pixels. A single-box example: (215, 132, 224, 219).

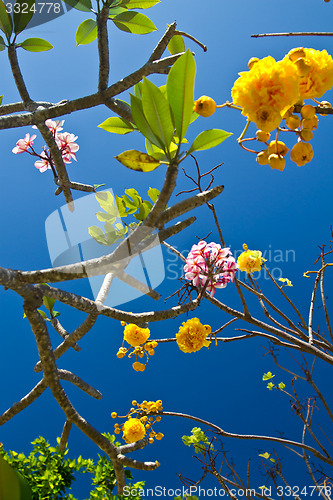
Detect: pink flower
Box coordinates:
(12, 133, 36, 154)
(32, 120, 64, 135)
(184, 241, 238, 296)
(56, 132, 79, 163)
(35, 152, 51, 173)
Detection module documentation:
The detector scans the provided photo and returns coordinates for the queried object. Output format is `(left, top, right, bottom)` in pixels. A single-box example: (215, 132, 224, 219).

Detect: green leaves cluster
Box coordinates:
(0, 0, 52, 51)
(0, 435, 144, 499)
(88, 187, 159, 246)
(262, 372, 285, 391)
(75, 0, 159, 46)
(99, 50, 231, 171)
(182, 427, 213, 456)
(259, 452, 276, 463)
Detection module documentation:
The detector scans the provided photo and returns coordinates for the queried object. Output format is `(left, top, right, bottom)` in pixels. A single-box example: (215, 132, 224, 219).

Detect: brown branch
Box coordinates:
(97, 4, 110, 92)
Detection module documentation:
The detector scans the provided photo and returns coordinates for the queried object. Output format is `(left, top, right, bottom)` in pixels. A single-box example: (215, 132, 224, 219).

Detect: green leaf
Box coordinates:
(130, 94, 161, 147)
(142, 77, 174, 150)
(0, 95, 3, 104)
(278, 277, 293, 287)
(62, 0, 92, 12)
(112, 11, 157, 34)
(134, 81, 142, 99)
(108, 6, 127, 17)
(266, 382, 275, 391)
(167, 49, 196, 141)
(0, 455, 32, 499)
(259, 452, 271, 460)
(43, 296, 55, 312)
(98, 117, 135, 134)
(167, 34, 185, 55)
(88, 226, 110, 246)
(148, 187, 159, 203)
(13, 0, 35, 35)
(20, 38, 53, 52)
(93, 183, 106, 190)
(75, 19, 97, 46)
(187, 129, 232, 154)
(278, 382, 286, 390)
(119, 0, 160, 8)
(37, 309, 48, 319)
(262, 372, 275, 381)
(115, 149, 161, 172)
(52, 311, 61, 318)
(0, 0, 13, 37)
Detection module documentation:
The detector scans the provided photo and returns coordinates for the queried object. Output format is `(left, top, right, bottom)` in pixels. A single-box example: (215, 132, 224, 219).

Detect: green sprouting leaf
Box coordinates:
(52, 311, 61, 318)
(148, 187, 159, 203)
(278, 382, 286, 390)
(134, 201, 152, 221)
(119, 0, 160, 8)
(96, 211, 117, 224)
(266, 382, 275, 391)
(262, 372, 275, 381)
(93, 183, 106, 190)
(62, 0, 92, 11)
(0, 455, 32, 500)
(142, 77, 174, 150)
(270, 458, 276, 463)
(111, 11, 157, 34)
(278, 277, 293, 287)
(259, 452, 271, 460)
(19, 38, 53, 51)
(167, 49, 196, 141)
(0, 0, 13, 37)
(130, 94, 161, 147)
(95, 191, 118, 215)
(88, 226, 110, 246)
(124, 188, 141, 207)
(75, 19, 97, 46)
(0, 35, 4, 50)
(98, 117, 135, 134)
(43, 296, 55, 312)
(167, 33, 185, 55)
(13, 0, 35, 34)
(115, 195, 127, 217)
(259, 486, 268, 491)
(187, 129, 232, 155)
(0, 95, 3, 104)
(37, 309, 48, 319)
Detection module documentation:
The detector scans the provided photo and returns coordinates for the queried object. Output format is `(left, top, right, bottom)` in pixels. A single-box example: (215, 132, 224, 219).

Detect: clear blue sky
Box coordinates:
(0, 0, 332, 497)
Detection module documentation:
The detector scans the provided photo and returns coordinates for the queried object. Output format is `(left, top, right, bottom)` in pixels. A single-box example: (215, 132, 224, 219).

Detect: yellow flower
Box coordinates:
(232, 56, 300, 132)
(176, 318, 211, 353)
(286, 48, 333, 99)
(237, 245, 265, 273)
(132, 361, 146, 372)
(193, 96, 217, 117)
(122, 418, 146, 443)
(124, 324, 150, 347)
(290, 142, 314, 167)
(116, 347, 128, 359)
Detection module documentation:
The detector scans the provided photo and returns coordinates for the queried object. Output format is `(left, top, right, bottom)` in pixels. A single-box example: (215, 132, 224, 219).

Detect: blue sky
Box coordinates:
(0, 0, 332, 497)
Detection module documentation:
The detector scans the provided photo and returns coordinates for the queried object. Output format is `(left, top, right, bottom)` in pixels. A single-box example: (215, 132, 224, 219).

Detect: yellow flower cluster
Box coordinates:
(232, 56, 300, 132)
(176, 318, 211, 353)
(112, 400, 164, 445)
(285, 47, 333, 99)
(122, 418, 146, 444)
(123, 324, 150, 347)
(117, 323, 158, 372)
(237, 244, 266, 274)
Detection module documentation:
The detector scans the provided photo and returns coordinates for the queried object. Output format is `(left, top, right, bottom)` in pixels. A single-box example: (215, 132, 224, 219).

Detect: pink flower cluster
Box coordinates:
(184, 241, 238, 297)
(12, 119, 79, 173)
